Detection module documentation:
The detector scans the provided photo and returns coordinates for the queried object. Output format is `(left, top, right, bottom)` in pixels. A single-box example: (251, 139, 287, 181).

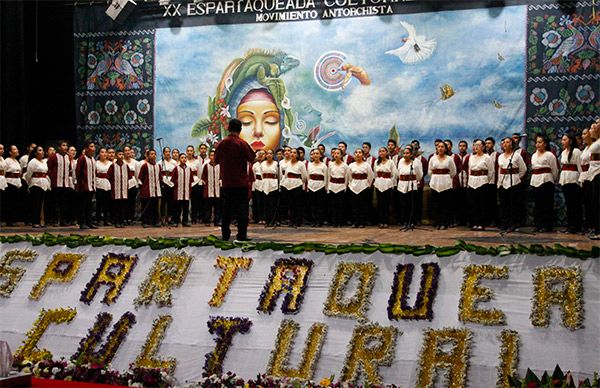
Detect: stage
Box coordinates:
(0, 224, 597, 250)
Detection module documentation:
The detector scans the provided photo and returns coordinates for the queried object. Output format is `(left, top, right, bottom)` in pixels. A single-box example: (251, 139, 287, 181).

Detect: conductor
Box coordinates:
(215, 118, 256, 241)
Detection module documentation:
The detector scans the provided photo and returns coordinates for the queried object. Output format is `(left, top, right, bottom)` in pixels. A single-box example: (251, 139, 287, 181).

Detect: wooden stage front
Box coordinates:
(0, 224, 597, 250)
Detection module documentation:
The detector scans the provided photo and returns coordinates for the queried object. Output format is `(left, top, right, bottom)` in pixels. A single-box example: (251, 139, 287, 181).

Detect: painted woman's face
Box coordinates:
(237, 99, 281, 151)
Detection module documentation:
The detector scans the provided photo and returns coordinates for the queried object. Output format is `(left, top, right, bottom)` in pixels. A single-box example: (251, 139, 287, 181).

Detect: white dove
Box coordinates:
(386, 21, 436, 64)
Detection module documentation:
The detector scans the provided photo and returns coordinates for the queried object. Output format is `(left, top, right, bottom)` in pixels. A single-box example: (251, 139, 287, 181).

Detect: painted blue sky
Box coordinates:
(155, 5, 526, 154)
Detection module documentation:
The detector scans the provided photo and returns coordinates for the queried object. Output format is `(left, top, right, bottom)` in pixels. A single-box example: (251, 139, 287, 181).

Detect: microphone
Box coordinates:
(156, 137, 164, 141)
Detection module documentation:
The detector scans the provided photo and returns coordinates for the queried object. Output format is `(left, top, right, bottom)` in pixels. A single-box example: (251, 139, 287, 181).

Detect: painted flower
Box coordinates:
(575, 84, 595, 103)
(542, 30, 562, 48)
(548, 99, 567, 116)
(80, 101, 88, 115)
(136, 99, 150, 114)
(87, 54, 98, 69)
(87, 111, 100, 125)
(559, 15, 571, 26)
(219, 105, 231, 118)
(281, 96, 291, 110)
(529, 87, 548, 106)
(104, 100, 118, 115)
(204, 133, 218, 145)
(124, 110, 137, 124)
(130, 52, 144, 67)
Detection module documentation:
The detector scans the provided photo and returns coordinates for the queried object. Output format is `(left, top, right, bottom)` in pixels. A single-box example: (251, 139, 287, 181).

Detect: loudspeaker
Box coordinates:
(105, 0, 137, 24)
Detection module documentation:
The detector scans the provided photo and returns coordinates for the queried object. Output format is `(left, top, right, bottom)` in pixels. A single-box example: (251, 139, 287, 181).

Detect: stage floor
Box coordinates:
(0, 224, 597, 250)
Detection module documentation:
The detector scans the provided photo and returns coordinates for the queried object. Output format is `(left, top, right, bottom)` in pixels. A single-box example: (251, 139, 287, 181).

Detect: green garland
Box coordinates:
(0, 233, 597, 260)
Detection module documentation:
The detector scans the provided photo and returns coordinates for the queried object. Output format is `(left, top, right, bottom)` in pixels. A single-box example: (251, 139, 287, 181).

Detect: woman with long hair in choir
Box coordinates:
(280, 148, 308, 228)
(327, 148, 350, 228)
(260, 149, 279, 227)
(3, 145, 22, 226)
(530, 135, 559, 232)
(95, 148, 112, 226)
(580, 127, 595, 234)
(428, 140, 456, 229)
(396, 145, 423, 229)
(307, 148, 328, 227)
(348, 148, 373, 228)
(373, 147, 397, 228)
(587, 120, 600, 239)
(558, 132, 583, 233)
(497, 137, 527, 232)
(468, 139, 494, 231)
(160, 147, 177, 226)
(25, 146, 50, 228)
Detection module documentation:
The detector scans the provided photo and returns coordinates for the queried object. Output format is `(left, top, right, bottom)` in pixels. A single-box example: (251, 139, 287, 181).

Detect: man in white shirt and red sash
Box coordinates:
(75, 142, 97, 229)
(138, 149, 162, 227)
(47, 140, 71, 226)
(107, 150, 130, 228)
(171, 153, 192, 227)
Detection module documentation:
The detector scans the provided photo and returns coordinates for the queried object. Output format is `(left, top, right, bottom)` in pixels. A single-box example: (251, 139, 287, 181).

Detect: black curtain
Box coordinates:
(0, 0, 75, 152)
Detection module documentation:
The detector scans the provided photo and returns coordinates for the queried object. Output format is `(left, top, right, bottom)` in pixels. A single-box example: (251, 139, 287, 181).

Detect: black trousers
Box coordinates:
(279, 187, 290, 223)
(264, 191, 278, 226)
(29, 186, 45, 225)
(288, 186, 304, 227)
(191, 185, 203, 222)
(455, 187, 469, 226)
(112, 199, 127, 226)
(252, 190, 265, 223)
(205, 197, 221, 224)
(66, 188, 77, 223)
(486, 184, 499, 226)
(415, 187, 424, 224)
(329, 191, 345, 226)
(173, 200, 190, 225)
(468, 186, 488, 227)
(431, 189, 451, 227)
(44, 189, 57, 225)
(160, 185, 173, 222)
(50, 187, 70, 225)
(351, 189, 370, 227)
(126, 187, 138, 222)
(532, 182, 555, 231)
(221, 186, 249, 240)
(141, 197, 159, 225)
(0, 190, 3, 224)
(4, 184, 20, 225)
(498, 186, 520, 229)
(561, 183, 582, 232)
(589, 175, 600, 234)
(376, 189, 392, 225)
(95, 189, 111, 223)
(78, 191, 94, 227)
(396, 190, 417, 226)
(308, 188, 326, 226)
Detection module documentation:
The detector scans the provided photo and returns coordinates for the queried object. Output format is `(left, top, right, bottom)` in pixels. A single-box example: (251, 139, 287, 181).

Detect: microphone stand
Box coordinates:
(156, 137, 171, 228)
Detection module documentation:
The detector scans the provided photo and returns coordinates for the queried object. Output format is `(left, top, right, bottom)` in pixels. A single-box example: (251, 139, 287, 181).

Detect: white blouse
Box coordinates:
(186, 159, 202, 186)
(497, 152, 527, 189)
(348, 162, 373, 194)
(160, 159, 177, 188)
(579, 146, 591, 183)
(252, 161, 263, 192)
(260, 161, 279, 195)
(0, 157, 7, 191)
(588, 139, 600, 181)
(125, 159, 139, 189)
(69, 159, 77, 189)
(428, 155, 457, 192)
(558, 148, 581, 186)
(530, 151, 558, 187)
(25, 158, 50, 191)
(281, 161, 308, 190)
(467, 154, 494, 189)
(327, 162, 350, 194)
(307, 162, 328, 192)
(5, 158, 22, 188)
(396, 158, 423, 194)
(278, 159, 291, 187)
(95, 160, 112, 191)
(373, 159, 398, 192)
